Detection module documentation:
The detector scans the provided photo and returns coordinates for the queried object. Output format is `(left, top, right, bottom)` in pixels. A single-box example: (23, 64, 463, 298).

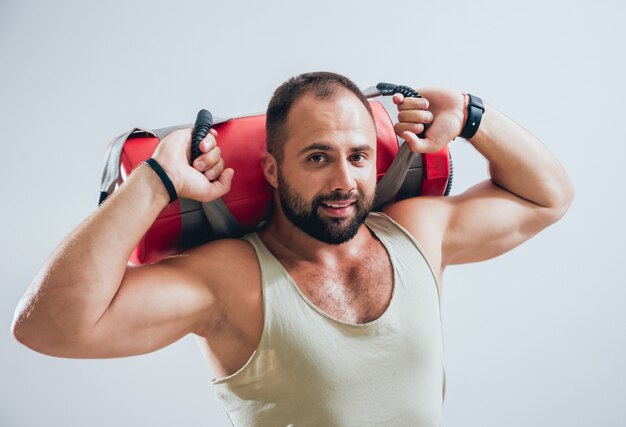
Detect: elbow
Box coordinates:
(11, 316, 26, 346)
(12, 302, 85, 358)
(11, 314, 46, 355)
(11, 293, 46, 353)
(12, 298, 35, 348)
(11, 311, 52, 356)
(12, 319, 86, 358)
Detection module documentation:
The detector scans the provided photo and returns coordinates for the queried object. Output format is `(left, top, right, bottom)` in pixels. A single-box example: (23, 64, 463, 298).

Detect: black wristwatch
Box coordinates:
(460, 94, 484, 140)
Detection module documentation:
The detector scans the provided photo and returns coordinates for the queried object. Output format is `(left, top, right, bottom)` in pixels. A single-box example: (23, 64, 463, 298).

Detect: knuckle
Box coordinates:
(206, 159, 225, 180)
(398, 111, 414, 122)
(206, 168, 217, 180)
(209, 147, 222, 163)
(394, 124, 408, 135)
(203, 137, 216, 150)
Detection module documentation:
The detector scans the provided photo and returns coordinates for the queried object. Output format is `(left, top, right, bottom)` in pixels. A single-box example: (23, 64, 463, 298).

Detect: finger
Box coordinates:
(396, 97, 429, 111)
(200, 134, 217, 152)
(209, 128, 218, 137)
(205, 158, 226, 181)
(397, 109, 433, 124)
(401, 131, 438, 154)
(193, 146, 221, 171)
(395, 122, 425, 137)
(392, 93, 405, 105)
(206, 167, 234, 199)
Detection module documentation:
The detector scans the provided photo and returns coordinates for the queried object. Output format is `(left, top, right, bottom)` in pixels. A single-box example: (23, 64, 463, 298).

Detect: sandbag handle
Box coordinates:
(364, 82, 427, 138)
(375, 82, 421, 99)
(191, 109, 214, 162)
(375, 83, 426, 138)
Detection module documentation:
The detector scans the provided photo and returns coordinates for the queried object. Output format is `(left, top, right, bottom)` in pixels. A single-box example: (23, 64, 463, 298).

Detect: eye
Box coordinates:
(307, 154, 327, 163)
(350, 153, 367, 163)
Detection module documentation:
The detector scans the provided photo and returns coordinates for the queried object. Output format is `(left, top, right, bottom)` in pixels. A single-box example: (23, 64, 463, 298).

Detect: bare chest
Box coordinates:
(286, 246, 394, 324)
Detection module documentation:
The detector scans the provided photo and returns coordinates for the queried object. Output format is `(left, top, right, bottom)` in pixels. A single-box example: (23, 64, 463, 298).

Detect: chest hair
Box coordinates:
(286, 243, 393, 324)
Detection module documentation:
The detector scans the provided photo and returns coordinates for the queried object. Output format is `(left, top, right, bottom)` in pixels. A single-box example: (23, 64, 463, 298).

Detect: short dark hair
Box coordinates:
(265, 71, 374, 163)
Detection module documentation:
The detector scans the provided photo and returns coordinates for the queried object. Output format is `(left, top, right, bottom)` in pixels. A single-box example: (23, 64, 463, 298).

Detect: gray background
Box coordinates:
(1, 0, 624, 426)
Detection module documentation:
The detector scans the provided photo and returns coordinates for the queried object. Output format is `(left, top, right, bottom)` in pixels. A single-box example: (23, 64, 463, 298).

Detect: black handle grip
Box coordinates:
(191, 109, 214, 162)
(377, 83, 426, 139)
(375, 82, 422, 99)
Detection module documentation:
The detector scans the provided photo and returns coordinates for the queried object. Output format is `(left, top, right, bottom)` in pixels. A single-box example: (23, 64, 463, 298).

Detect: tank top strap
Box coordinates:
(242, 232, 286, 287)
(365, 212, 441, 301)
(241, 232, 288, 329)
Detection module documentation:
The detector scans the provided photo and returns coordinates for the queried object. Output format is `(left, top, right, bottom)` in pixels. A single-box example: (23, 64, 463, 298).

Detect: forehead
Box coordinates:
(282, 90, 376, 155)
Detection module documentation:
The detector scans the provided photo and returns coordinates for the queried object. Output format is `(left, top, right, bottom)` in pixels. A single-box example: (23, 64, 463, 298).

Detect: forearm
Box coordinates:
(468, 102, 575, 212)
(13, 165, 170, 343)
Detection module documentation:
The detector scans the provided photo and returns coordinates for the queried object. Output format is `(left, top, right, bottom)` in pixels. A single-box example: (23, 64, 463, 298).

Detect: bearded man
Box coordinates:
(12, 71, 574, 426)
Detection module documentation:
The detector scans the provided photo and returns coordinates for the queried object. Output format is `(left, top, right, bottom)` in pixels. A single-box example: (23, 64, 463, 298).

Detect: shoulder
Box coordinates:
(179, 237, 258, 267)
(163, 237, 261, 303)
(160, 238, 257, 274)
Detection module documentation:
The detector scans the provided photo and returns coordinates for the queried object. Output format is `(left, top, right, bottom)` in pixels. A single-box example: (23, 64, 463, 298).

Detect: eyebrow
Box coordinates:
(298, 143, 374, 156)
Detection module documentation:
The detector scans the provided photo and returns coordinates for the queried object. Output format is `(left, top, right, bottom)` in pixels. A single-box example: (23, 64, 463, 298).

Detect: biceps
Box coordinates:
(83, 264, 218, 358)
(443, 180, 559, 266)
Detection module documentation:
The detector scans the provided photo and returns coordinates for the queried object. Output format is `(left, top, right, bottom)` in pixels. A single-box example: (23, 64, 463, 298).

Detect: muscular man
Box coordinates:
(12, 72, 574, 426)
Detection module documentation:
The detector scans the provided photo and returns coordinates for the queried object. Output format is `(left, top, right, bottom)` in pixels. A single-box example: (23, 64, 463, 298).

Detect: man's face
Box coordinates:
(274, 90, 377, 245)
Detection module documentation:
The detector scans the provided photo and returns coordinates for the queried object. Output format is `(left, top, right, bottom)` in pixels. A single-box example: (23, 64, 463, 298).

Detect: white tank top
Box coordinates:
(210, 212, 446, 426)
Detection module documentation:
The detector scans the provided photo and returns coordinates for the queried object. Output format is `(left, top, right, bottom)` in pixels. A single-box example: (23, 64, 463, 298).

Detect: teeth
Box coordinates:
(324, 202, 352, 208)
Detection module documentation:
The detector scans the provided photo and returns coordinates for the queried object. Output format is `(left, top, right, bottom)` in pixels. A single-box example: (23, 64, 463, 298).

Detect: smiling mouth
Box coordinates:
(320, 201, 356, 209)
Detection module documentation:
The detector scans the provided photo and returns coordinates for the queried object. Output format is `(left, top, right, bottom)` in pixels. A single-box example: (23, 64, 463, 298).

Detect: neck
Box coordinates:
(258, 200, 373, 264)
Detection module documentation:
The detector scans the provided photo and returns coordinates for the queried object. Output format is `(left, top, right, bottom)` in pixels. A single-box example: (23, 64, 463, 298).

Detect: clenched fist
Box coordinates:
(151, 128, 234, 203)
(393, 87, 467, 154)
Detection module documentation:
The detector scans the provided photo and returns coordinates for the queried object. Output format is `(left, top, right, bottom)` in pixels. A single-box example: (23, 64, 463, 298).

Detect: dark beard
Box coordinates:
(277, 170, 374, 245)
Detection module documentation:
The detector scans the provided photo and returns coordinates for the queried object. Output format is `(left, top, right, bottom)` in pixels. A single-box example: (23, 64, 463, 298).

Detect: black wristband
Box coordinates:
(143, 158, 178, 204)
(460, 94, 485, 140)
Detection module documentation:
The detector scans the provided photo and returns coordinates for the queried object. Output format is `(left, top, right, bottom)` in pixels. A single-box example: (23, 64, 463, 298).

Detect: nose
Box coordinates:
(329, 159, 357, 193)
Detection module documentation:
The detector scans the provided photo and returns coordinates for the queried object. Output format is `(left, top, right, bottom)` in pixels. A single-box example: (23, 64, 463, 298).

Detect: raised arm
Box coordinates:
(385, 88, 575, 273)
(12, 128, 234, 358)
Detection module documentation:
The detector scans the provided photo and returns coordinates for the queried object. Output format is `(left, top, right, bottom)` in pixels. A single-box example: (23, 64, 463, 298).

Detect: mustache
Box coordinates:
(314, 190, 360, 205)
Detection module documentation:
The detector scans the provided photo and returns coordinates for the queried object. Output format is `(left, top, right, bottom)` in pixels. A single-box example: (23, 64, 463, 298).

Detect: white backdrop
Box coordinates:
(1, 0, 624, 426)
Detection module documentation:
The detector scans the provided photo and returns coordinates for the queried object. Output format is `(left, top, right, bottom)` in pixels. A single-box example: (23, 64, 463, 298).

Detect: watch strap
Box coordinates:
(460, 94, 484, 140)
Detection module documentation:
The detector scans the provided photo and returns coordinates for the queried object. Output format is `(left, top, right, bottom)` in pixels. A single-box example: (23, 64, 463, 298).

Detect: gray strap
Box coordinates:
(201, 198, 242, 238)
(99, 128, 156, 203)
(373, 143, 418, 211)
(150, 116, 241, 237)
(371, 97, 422, 211)
(99, 117, 234, 205)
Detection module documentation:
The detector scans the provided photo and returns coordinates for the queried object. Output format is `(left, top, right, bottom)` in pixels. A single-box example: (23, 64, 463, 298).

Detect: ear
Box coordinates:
(262, 151, 279, 188)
